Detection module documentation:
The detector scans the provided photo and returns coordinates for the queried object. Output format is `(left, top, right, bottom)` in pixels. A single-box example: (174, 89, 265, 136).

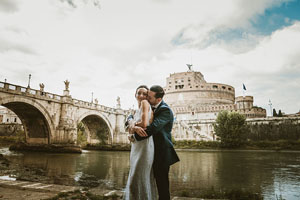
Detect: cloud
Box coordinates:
(0, 0, 18, 13)
(0, 0, 299, 114)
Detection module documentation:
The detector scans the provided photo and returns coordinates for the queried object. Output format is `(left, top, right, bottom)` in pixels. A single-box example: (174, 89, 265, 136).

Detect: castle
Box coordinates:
(163, 68, 266, 120)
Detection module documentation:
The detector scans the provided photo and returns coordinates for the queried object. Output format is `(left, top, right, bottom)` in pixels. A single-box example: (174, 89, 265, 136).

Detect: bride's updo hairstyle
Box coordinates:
(135, 85, 149, 96)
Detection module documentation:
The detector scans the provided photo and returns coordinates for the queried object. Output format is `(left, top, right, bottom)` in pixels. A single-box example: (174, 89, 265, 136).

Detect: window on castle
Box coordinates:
(175, 85, 184, 89)
(222, 86, 226, 89)
(213, 85, 218, 89)
(14, 118, 17, 122)
(228, 88, 232, 91)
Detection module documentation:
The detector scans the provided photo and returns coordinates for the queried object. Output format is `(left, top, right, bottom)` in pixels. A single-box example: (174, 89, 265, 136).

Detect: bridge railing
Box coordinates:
(1, 81, 129, 115)
(0, 81, 62, 101)
(72, 98, 120, 113)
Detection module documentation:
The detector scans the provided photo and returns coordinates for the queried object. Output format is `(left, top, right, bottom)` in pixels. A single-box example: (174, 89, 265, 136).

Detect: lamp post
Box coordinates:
(27, 74, 31, 88)
(268, 99, 273, 116)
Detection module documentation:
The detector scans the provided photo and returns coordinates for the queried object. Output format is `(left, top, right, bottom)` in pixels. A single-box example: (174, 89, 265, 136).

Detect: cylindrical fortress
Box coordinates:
(163, 69, 266, 119)
(164, 71, 235, 107)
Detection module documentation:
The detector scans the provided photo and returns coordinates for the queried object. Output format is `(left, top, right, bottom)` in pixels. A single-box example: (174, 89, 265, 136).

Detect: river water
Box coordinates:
(1, 147, 300, 200)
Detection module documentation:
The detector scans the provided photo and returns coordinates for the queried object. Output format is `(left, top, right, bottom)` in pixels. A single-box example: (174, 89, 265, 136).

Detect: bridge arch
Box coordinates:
(0, 96, 54, 144)
(76, 111, 114, 145)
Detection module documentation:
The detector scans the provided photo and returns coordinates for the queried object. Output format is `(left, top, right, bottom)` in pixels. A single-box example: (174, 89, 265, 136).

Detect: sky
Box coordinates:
(0, 0, 300, 115)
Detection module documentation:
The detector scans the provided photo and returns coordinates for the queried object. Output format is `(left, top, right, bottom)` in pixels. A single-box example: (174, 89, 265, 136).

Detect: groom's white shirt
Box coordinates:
(151, 100, 162, 111)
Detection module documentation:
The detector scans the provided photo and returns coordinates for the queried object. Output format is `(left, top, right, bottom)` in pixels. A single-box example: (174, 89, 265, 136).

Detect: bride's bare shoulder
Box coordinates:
(141, 99, 150, 106)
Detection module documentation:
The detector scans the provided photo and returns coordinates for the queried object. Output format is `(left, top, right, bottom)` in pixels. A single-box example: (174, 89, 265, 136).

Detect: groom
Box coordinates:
(132, 85, 180, 200)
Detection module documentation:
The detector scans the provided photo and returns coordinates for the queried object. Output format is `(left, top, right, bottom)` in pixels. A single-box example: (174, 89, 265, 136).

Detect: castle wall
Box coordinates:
(173, 117, 300, 141)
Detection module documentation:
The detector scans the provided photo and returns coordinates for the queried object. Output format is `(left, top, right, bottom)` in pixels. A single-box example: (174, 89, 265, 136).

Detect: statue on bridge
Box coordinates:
(95, 98, 98, 105)
(116, 96, 121, 109)
(64, 80, 70, 91)
(39, 83, 45, 92)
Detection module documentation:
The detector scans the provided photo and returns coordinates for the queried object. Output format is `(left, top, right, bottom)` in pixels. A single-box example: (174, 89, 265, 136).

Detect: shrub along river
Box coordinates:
(1, 146, 300, 200)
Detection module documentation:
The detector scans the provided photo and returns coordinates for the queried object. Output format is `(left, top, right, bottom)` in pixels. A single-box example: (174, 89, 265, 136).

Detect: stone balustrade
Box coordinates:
(0, 81, 129, 115)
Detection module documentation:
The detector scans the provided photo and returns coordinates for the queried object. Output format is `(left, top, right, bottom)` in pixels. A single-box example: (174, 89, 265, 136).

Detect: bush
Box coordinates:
(77, 122, 87, 146)
(213, 111, 248, 148)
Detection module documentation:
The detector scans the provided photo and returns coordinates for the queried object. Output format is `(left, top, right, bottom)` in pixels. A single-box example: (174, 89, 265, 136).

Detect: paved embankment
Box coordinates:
(0, 178, 80, 193)
(0, 177, 222, 200)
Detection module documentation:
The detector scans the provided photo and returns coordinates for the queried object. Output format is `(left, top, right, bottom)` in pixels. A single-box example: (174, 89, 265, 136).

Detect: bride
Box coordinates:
(123, 85, 157, 200)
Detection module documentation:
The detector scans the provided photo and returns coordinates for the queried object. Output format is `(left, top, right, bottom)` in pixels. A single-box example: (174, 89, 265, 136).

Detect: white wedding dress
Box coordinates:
(124, 104, 157, 200)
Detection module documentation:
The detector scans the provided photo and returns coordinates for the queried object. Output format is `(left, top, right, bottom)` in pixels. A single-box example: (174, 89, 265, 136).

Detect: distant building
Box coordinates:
(0, 106, 22, 124)
(164, 69, 266, 120)
(284, 111, 300, 117)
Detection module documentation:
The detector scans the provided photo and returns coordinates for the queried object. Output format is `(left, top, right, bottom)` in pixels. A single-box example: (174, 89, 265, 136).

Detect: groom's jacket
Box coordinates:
(134, 100, 180, 167)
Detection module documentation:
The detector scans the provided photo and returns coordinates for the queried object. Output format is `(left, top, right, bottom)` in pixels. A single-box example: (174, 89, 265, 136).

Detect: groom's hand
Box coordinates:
(134, 126, 148, 137)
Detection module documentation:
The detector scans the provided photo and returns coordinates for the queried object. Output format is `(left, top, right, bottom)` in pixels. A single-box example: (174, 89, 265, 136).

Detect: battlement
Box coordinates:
(235, 96, 253, 102)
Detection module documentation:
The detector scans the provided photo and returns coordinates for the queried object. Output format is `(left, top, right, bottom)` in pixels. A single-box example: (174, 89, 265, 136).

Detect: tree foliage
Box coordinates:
(77, 122, 87, 146)
(213, 111, 248, 148)
(278, 109, 283, 117)
(96, 126, 109, 144)
(273, 108, 277, 117)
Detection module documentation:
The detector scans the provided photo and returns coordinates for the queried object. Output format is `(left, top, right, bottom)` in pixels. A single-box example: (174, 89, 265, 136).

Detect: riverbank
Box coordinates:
(173, 140, 300, 151)
(9, 142, 82, 153)
(2, 136, 300, 152)
(82, 140, 300, 152)
(0, 180, 263, 200)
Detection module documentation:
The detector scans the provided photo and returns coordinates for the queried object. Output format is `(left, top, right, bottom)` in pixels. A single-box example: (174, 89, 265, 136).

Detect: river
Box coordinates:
(1, 147, 300, 200)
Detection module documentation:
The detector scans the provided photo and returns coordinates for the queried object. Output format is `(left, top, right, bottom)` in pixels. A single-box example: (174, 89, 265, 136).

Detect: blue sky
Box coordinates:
(0, 0, 300, 115)
(254, 0, 300, 34)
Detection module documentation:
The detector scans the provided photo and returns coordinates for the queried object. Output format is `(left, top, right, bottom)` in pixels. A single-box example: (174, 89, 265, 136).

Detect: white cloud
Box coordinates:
(0, 0, 299, 114)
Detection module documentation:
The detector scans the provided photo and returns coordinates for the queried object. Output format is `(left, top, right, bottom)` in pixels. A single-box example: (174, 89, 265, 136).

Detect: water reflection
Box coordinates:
(3, 148, 300, 199)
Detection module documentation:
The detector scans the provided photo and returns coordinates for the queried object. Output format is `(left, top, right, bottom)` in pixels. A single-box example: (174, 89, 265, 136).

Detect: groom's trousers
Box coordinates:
(153, 164, 170, 200)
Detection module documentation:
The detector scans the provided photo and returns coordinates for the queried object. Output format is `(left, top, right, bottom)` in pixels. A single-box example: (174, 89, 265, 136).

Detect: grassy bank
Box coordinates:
(173, 139, 300, 151)
(83, 144, 131, 151)
(2, 135, 300, 151)
(0, 136, 24, 144)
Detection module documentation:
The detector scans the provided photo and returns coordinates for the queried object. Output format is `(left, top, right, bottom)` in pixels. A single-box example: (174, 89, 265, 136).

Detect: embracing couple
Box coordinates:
(124, 85, 180, 200)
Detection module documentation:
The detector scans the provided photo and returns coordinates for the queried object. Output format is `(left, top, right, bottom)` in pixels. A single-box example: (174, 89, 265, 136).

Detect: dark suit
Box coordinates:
(134, 100, 180, 200)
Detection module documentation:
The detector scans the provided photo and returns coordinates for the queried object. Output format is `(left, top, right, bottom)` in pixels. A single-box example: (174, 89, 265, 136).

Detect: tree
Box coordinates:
(77, 122, 87, 146)
(213, 111, 248, 148)
(278, 110, 283, 117)
(273, 108, 278, 117)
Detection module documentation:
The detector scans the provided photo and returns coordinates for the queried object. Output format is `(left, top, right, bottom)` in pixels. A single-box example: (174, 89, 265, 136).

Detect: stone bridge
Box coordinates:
(0, 81, 129, 146)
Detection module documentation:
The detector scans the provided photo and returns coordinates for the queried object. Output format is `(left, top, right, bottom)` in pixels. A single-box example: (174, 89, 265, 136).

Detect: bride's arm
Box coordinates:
(134, 100, 150, 129)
